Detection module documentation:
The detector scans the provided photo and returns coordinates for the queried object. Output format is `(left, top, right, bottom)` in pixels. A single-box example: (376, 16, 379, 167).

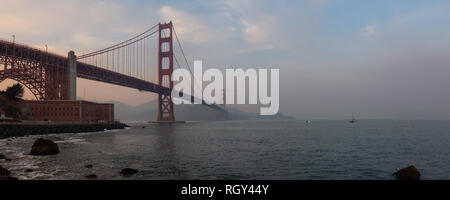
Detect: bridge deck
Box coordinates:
(0, 39, 225, 112)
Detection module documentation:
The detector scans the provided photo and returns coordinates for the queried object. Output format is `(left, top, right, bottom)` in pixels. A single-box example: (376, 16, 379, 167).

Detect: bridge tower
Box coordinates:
(157, 22, 175, 122)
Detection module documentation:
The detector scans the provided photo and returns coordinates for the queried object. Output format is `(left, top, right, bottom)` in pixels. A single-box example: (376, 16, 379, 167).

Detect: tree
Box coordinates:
(5, 83, 24, 99)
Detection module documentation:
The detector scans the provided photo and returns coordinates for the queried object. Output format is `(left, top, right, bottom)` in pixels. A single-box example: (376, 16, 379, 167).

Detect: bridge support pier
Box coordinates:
(66, 51, 77, 100)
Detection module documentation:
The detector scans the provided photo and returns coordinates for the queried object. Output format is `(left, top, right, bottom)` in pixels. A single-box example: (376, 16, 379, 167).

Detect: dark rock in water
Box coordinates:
(24, 169, 34, 173)
(85, 174, 97, 179)
(0, 165, 17, 180)
(0, 154, 10, 161)
(85, 164, 93, 169)
(0, 165, 10, 176)
(30, 138, 59, 156)
(394, 165, 421, 180)
(120, 168, 139, 177)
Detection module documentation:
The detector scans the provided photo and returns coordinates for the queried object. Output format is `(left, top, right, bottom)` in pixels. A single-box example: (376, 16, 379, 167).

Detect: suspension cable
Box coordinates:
(78, 24, 159, 59)
(172, 25, 204, 99)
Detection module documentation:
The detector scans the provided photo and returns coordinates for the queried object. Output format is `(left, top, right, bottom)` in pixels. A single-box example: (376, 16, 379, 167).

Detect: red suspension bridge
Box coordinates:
(0, 22, 227, 122)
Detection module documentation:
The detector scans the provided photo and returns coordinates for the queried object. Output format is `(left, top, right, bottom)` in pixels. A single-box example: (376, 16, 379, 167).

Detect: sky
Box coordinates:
(1, 0, 450, 119)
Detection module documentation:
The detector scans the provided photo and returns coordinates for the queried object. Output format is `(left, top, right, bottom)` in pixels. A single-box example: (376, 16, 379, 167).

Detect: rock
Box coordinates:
(120, 168, 139, 177)
(0, 165, 17, 180)
(24, 169, 34, 173)
(0, 154, 10, 161)
(394, 165, 421, 180)
(85, 174, 97, 179)
(0, 165, 10, 176)
(85, 164, 93, 169)
(30, 138, 59, 156)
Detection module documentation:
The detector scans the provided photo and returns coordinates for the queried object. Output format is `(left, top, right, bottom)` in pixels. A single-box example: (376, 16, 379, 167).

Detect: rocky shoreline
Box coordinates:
(0, 122, 129, 139)
(1, 136, 140, 180)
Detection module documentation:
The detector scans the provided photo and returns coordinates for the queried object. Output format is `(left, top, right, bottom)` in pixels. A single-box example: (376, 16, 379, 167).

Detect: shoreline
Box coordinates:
(0, 122, 129, 139)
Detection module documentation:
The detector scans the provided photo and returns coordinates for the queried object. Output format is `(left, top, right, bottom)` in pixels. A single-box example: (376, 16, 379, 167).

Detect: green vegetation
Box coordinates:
(0, 83, 24, 119)
(0, 83, 24, 100)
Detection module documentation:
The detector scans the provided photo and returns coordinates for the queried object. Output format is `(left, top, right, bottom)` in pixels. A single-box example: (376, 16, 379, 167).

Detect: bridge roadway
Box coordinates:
(0, 39, 224, 112)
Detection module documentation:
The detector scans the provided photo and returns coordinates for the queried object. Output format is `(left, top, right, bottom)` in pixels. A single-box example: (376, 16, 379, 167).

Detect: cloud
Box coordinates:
(158, 6, 234, 44)
(240, 15, 276, 50)
(222, 0, 326, 53)
(0, 0, 130, 54)
(223, 0, 278, 50)
(72, 34, 99, 48)
(362, 24, 376, 36)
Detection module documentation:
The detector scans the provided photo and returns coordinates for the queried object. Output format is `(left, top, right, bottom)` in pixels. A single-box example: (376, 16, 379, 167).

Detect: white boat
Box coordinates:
(349, 114, 358, 123)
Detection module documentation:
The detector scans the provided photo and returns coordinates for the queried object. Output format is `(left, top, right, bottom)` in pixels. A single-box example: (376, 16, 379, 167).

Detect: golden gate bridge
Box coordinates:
(0, 22, 227, 122)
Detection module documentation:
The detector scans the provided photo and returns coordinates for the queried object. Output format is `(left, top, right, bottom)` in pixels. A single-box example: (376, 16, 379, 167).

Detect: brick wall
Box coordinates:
(26, 100, 114, 122)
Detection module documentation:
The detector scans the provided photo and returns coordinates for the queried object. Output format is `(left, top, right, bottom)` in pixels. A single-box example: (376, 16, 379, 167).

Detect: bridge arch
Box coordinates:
(0, 76, 44, 100)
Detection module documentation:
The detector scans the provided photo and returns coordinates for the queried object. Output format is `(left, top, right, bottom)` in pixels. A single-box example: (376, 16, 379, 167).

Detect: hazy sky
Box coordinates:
(1, 0, 450, 119)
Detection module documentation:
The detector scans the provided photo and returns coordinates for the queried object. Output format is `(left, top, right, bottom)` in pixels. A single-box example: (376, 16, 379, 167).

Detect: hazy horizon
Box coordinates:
(1, 0, 450, 120)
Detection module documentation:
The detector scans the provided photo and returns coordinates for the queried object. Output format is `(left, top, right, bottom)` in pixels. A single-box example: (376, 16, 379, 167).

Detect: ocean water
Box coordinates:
(1, 120, 449, 180)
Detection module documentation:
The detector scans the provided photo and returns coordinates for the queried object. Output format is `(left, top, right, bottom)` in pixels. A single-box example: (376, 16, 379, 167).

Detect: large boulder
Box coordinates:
(394, 165, 421, 180)
(85, 174, 98, 179)
(30, 138, 59, 156)
(0, 154, 11, 161)
(120, 168, 139, 177)
(0, 165, 10, 176)
(0, 165, 17, 180)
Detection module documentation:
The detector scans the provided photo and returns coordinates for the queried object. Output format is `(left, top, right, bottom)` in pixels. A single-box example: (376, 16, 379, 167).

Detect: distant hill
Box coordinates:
(226, 107, 295, 120)
(107, 99, 294, 122)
